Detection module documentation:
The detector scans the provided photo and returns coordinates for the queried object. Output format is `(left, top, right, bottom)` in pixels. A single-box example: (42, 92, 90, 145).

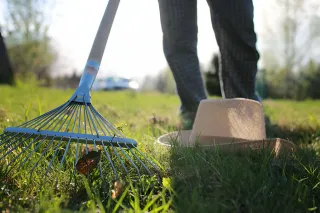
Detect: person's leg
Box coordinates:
(158, 0, 207, 127)
(207, 0, 260, 101)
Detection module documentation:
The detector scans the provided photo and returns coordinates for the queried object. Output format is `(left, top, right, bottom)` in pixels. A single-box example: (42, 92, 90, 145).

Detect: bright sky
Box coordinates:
(0, 0, 283, 81)
(46, 0, 270, 81)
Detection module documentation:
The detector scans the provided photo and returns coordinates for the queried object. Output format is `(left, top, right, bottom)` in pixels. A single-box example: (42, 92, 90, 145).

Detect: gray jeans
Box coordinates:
(158, 0, 260, 115)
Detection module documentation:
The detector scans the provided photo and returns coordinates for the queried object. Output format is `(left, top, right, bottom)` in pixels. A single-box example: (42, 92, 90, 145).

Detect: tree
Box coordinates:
(0, 30, 14, 85)
(1, 0, 56, 84)
(260, 0, 320, 99)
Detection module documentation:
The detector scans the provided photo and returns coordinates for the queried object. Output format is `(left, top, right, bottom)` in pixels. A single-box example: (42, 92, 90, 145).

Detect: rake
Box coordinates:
(0, 0, 160, 184)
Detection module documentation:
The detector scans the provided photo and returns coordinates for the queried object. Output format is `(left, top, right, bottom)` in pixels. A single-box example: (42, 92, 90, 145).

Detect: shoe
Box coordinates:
(179, 111, 196, 130)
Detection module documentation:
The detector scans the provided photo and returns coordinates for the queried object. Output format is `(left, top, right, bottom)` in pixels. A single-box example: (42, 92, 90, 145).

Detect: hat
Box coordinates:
(157, 98, 295, 155)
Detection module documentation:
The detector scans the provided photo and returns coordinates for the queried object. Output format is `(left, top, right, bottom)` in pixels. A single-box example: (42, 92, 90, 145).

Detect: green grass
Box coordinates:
(0, 85, 320, 213)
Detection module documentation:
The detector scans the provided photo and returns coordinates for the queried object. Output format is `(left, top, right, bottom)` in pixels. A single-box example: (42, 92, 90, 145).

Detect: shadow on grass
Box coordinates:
(167, 145, 320, 213)
(161, 123, 320, 213)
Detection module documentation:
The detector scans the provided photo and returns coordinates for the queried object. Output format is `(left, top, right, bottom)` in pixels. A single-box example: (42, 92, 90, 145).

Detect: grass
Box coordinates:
(0, 85, 320, 212)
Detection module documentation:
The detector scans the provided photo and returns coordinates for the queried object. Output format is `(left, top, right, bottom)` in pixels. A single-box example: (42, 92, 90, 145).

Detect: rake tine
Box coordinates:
(29, 136, 56, 179)
(131, 144, 159, 172)
(59, 137, 72, 169)
(85, 103, 99, 136)
(89, 106, 113, 136)
(50, 103, 78, 131)
(85, 140, 89, 154)
(25, 102, 70, 129)
(0, 134, 34, 160)
(116, 142, 140, 178)
(125, 144, 152, 175)
(76, 104, 82, 134)
(64, 104, 79, 132)
(0, 132, 25, 148)
(40, 104, 74, 131)
(14, 136, 48, 172)
(83, 104, 87, 135)
(35, 102, 71, 131)
(74, 139, 80, 174)
(0, 132, 18, 141)
(93, 140, 106, 182)
(45, 137, 64, 175)
(101, 140, 118, 179)
(0, 133, 28, 154)
(4, 135, 41, 174)
(20, 103, 66, 128)
(84, 104, 93, 135)
(108, 142, 128, 174)
(90, 105, 123, 136)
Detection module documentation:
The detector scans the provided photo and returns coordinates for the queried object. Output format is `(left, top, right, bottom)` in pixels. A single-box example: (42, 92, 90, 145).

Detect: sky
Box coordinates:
(0, 0, 307, 81)
(43, 0, 269, 81)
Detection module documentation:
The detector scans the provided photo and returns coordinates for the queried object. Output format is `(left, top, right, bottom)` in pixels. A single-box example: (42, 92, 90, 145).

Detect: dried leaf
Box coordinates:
(76, 150, 101, 175)
(111, 180, 123, 199)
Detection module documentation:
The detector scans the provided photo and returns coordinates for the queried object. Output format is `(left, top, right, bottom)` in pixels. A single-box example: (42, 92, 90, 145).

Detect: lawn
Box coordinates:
(0, 85, 320, 213)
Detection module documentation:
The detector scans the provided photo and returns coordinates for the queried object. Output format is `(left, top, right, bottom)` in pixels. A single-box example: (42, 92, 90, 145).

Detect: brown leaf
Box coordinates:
(111, 180, 123, 199)
(76, 150, 101, 175)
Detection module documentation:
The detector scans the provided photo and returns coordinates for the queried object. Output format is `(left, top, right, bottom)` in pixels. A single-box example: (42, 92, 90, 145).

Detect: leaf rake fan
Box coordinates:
(0, 0, 160, 183)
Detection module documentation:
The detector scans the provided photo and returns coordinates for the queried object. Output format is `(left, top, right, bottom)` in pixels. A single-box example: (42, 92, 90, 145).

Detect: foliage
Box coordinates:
(140, 67, 177, 94)
(1, 0, 56, 85)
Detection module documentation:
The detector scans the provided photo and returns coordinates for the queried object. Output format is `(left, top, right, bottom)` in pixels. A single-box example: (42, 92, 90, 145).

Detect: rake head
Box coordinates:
(0, 100, 160, 183)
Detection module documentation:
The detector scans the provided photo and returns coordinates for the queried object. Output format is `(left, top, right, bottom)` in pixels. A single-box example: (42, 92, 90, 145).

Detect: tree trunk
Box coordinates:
(0, 31, 14, 85)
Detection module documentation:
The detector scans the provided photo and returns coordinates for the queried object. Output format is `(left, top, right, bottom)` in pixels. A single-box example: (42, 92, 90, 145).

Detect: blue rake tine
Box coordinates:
(90, 105, 124, 137)
(0, 132, 18, 141)
(13, 136, 48, 173)
(89, 106, 112, 136)
(49, 103, 78, 131)
(0, 132, 26, 148)
(0, 134, 34, 160)
(59, 138, 72, 169)
(45, 137, 64, 175)
(4, 135, 41, 174)
(85, 103, 99, 136)
(84, 104, 93, 135)
(101, 140, 118, 179)
(59, 102, 80, 170)
(23, 102, 70, 129)
(35, 102, 71, 131)
(125, 144, 153, 175)
(29, 136, 56, 179)
(93, 140, 105, 181)
(73, 106, 81, 173)
(64, 104, 80, 133)
(74, 139, 80, 174)
(37, 103, 74, 131)
(108, 142, 128, 174)
(131, 144, 160, 172)
(116, 142, 140, 177)
(20, 103, 67, 128)
(0, 133, 29, 153)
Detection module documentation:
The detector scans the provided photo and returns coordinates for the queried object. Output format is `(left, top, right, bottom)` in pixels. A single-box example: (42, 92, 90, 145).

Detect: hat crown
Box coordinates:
(189, 98, 266, 143)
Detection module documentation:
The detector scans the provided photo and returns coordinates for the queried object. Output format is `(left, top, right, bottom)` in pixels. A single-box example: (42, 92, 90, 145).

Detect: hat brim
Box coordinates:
(157, 130, 296, 155)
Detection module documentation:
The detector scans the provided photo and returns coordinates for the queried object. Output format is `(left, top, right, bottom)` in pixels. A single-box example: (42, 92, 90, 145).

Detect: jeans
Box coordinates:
(158, 0, 261, 116)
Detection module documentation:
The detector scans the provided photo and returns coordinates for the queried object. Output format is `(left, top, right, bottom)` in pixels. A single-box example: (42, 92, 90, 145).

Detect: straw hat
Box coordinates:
(157, 98, 296, 155)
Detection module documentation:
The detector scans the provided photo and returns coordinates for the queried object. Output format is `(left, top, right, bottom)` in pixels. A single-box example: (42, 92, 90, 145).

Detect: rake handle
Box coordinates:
(73, 0, 120, 103)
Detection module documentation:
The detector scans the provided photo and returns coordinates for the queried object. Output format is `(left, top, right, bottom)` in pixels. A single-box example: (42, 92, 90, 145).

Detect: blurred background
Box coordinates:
(0, 0, 319, 100)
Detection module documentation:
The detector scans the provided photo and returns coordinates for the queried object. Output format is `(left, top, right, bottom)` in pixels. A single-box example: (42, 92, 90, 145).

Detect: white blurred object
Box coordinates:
(92, 76, 139, 91)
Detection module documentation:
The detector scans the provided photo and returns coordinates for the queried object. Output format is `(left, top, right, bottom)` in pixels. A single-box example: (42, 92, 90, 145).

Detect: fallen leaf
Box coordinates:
(76, 150, 101, 175)
(111, 180, 123, 199)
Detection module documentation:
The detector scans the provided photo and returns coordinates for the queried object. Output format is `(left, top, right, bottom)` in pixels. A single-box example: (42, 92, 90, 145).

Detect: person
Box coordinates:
(157, 0, 261, 129)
